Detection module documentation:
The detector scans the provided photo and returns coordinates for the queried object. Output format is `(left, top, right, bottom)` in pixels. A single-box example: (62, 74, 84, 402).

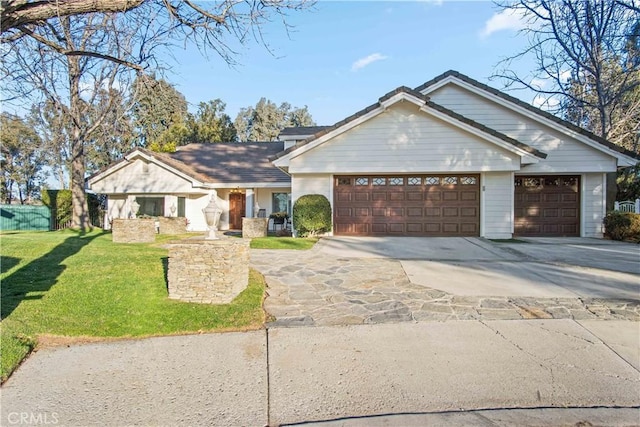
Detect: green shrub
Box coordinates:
(292, 194, 332, 237)
(603, 211, 640, 242)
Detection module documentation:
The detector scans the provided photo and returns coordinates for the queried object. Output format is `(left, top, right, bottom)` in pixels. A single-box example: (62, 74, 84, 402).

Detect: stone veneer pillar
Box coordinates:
(242, 218, 268, 238)
(166, 238, 250, 304)
(112, 218, 156, 243)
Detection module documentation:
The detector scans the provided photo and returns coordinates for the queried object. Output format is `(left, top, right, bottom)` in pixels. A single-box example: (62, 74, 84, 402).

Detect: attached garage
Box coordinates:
(272, 72, 638, 240)
(514, 175, 580, 237)
(334, 174, 480, 236)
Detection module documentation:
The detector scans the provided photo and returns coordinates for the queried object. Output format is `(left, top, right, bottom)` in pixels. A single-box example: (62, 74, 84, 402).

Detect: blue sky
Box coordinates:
(168, 1, 537, 126)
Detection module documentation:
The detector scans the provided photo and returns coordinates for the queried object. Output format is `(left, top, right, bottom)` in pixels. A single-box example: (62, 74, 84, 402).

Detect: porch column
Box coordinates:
(246, 188, 255, 218)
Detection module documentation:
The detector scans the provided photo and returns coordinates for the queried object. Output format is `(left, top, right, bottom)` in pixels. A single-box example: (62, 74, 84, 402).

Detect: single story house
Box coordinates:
(88, 70, 638, 238)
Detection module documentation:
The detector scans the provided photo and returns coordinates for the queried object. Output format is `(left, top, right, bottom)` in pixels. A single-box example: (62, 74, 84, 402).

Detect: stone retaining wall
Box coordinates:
(242, 218, 268, 238)
(167, 238, 250, 304)
(158, 217, 187, 235)
(112, 219, 156, 243)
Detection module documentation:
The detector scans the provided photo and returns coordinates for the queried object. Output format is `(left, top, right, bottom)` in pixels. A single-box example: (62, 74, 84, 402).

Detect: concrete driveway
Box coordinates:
(319, 236, 640, 300)
(251, 237, 639, 326)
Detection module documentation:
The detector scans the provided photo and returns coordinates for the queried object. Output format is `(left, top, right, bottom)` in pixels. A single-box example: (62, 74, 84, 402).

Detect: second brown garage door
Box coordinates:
(334, 175, 480, 236)
(514, 175, 580, 237)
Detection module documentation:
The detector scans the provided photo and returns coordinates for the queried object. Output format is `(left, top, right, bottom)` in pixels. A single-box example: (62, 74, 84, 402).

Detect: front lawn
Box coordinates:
(249, 236, 318, 250)
(0, 230, 266, 382)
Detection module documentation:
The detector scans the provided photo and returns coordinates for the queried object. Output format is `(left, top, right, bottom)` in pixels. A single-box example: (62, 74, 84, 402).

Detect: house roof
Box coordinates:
(87, 142, 291, 187)
(279, 126, 331, 137)
(271, 85, 547, 161)
(415, 70, 639, 160)
(169, 142, 290, 185)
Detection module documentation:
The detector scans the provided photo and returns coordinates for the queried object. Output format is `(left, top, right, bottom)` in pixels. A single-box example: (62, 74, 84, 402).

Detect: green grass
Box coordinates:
(249, 236, 318, 250)
(0, 230, 266, 382)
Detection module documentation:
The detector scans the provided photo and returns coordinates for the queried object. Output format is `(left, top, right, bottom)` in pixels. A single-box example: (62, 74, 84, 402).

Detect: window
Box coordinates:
(389, 177, 403, 186)
(443, 176, 458, 185)
(338, 178, 351, 186)
(137, 197, 164, 217)
(408, 177, 421, 186)
(425, 177, 440, 185)
(461, 177, 477, 185)
(272, 192, 291, 215)
(177, 197, 186, 217)
(355, 177, 369, 186)
(372, 177, 385, 186)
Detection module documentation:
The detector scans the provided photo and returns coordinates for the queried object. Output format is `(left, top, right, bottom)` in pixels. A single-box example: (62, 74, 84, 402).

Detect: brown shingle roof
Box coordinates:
(279, 126, 331, 137)
(271, 86, 546, 160)
(415, 70, 639, 159)
(88, 143, 291, 186)
(169, 142, 290, 184)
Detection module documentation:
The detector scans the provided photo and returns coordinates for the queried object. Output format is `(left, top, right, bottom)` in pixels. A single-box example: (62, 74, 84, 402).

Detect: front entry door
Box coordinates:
(229, 193, 246, 230)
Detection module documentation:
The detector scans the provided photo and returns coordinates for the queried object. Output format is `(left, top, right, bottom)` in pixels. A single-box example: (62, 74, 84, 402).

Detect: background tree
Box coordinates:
(132, 75, 188, 149)
(235, 98, 316, 142)
(493, 0, 640, 202)
(0, 113, 47, 204)
(186, 99, 237, 143)
(1, 0, 312, 230)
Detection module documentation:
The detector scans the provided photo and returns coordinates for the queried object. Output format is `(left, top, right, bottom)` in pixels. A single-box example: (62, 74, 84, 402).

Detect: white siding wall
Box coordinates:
(582, 173, 606, 238)
(292, 174, 332, 204)
(90, 158, 195, 193)
(289, 104, 520, 174)
(427, 84, 617, 173)
(106, 196, 127, 222)
(482, 172, 514, 239)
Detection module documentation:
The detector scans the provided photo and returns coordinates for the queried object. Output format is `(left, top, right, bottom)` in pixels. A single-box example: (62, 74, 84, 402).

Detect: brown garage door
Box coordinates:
(514, 175, 580, 237)
(334, 175, 480, 236)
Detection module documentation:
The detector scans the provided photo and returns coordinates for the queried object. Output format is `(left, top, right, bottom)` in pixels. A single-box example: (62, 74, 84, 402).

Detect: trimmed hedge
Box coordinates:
(603, 211, 640, 242)
(292, 194, 332, 237)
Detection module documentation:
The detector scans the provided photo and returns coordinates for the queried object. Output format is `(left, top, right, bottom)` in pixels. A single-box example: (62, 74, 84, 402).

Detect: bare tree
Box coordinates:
(2, 13, 142, 229)
(494, 1, 638, 140)
(1, 0, 313, 230)
(492, 0, 640, 201)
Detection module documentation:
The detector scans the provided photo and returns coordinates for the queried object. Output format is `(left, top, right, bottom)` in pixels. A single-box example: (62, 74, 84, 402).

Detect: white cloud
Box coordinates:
(351, 53, 388, 72)
(558, 69, 572, 83)
(480, 9, 528, 38)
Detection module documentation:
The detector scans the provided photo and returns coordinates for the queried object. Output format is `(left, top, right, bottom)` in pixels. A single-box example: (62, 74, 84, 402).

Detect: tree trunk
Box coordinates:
(67, 45, 91, 231)
(71, 133, 90, 230)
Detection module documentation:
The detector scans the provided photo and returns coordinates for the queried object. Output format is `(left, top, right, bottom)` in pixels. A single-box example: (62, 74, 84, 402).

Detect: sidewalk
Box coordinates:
(2, 319, 638, 426)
